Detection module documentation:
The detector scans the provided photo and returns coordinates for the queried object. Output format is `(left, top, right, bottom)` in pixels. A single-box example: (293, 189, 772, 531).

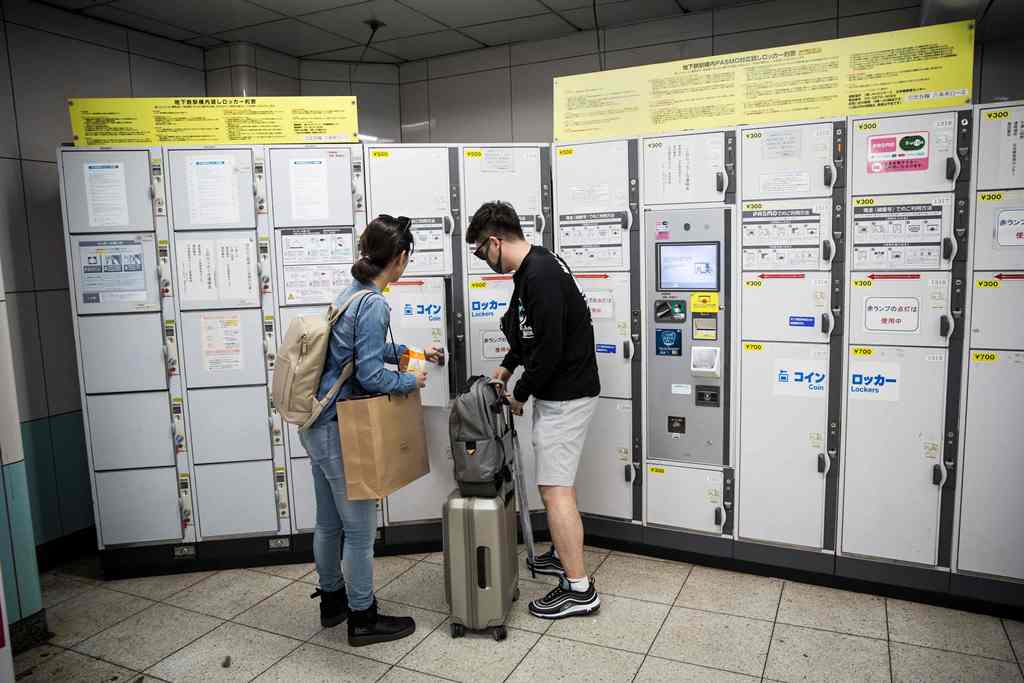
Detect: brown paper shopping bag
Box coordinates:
(337, 389, 430, 500)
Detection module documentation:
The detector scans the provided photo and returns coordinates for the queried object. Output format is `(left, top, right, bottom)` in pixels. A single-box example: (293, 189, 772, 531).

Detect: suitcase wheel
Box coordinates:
(513, 587, 520, 602)
(450, 623, 465, 639)
(493, 626, 508, 641)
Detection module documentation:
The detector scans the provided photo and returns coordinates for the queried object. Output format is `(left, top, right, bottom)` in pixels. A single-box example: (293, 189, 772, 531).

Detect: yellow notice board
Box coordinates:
(68, 96, 359, 146)
(553, 21, 974, 142)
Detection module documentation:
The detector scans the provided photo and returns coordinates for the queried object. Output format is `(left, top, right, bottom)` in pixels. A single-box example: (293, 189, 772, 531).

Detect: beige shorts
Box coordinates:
(531, 395, 599, 487)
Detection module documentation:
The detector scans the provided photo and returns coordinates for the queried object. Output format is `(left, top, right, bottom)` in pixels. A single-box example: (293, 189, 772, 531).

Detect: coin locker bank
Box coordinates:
(59, 107, 1024, 608)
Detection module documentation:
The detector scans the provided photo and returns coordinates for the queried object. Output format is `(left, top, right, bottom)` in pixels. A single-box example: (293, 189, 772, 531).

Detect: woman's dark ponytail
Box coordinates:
(351, 214, 414, 282)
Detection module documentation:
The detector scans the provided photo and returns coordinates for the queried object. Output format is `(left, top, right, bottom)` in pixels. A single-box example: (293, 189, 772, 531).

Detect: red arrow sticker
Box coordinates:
(759, 273, 806, 279)
(868, 273, 921, 280)
(995, 273, 1024, 281)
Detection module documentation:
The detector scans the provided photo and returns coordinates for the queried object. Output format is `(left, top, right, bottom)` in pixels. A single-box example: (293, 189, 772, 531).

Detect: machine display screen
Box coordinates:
(657, 243, 719, 291)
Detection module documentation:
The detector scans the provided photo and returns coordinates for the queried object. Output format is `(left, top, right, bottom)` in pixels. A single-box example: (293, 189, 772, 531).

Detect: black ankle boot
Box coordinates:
(310, 587, 349, 628)
(347, 599, 415, 647)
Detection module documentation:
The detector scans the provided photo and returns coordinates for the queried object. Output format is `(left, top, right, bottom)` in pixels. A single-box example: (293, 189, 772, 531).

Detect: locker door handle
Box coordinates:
(821, 238, 834, 264)
(817, 453, 827, 473)
(932, 464, 943, 486)
(823, 164, 833, 188)
(624, 464, 633, 482)
(939, 314, 953, 339)
(942, 237, 956, 261)
(443, 215, 453, 234)
(623, 207, 633, 231)
(714, 507, 723, 526)
(535, 214, 545, 235)
(945, 156, 958, 181)
(623, 339, 633, 359)
(715, 171, 725, 193)
(821, 312, 834, 335)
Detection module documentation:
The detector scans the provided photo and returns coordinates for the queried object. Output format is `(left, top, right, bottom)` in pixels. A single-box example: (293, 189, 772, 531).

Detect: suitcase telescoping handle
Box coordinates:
(492, 383, 538, 578)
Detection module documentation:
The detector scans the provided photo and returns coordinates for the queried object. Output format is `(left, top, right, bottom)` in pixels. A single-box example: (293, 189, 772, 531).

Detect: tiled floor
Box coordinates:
(15, 546, 1024, 683)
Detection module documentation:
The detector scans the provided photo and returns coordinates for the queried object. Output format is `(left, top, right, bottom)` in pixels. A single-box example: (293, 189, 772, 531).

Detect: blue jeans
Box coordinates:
(300, 420, 377, 611)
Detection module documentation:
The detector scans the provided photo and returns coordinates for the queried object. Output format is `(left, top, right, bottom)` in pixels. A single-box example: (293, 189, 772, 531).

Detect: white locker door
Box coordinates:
(195, 461, 278, 538)
(555, 140, 631, 272)
(464, 274, 542, 511)
(61, 149, 156, 234)
(850, 194, 955, 272)
(384, 407, 454, 524)
(463, 146, 545, 275)
(180, 309, 267, 388)
(269, 146, 355, 228)
(79, 314, 167, 393)
(366, 146, 452, 276)
(970, 273, 1024, 349)
(976, 104, 1024, 190)
(850, 112, 959, 195)
(167, 148, 257, 230)
(88, 393, 175, 470)
(290, 458, 316, 532)
(957, 350, 1024, 581)
(739, 342, 828, 549)
(577, 273, 632, 399)
(848, 273, 951, 348)
(842, 346, 946, 565)
(647, 464, 724, 534)
(95, 468, 182, 546)
(741, 274, 831, 343)
(188, 386, 273, 465)
(741, 199, 831, 272)
(276, 229, 354, 306)
(174, 230, 261, 310)
(382, 278, 450, 407)
(576, 397, 632, 520)
(741, 123, 836, 200)
(643, 132, 728, 205)
(70, 234, 161, 314)
(972, 189, 1024, 271)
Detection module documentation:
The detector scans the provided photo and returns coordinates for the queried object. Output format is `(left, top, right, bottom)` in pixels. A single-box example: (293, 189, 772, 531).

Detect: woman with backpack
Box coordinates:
(303, 214, 441, 646)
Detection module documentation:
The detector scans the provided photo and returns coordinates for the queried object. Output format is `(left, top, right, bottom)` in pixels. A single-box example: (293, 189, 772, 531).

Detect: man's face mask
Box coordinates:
(475, 235, 503, 274)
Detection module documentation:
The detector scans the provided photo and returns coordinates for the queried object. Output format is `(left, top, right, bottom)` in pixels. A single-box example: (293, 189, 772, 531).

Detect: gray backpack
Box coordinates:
(449, 376, 513, 497)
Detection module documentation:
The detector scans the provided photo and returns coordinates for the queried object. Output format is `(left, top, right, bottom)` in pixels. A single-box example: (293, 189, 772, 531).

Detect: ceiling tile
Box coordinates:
(43, 0, 109, 9)
(563, 0, 683, 29)
(187, 36, 226, 47)
(350, 62, 399, 83)
(429, 45, 508, 79)
(461, 13, 576, 45)
(110, 0, 283, 35)
(603, 11, 713, 50)
(714, 0, 837, 35)
(399, 0, 550, 26)
(128, 30, 206, 69)
(216, 18, 353, 56)
(838, 0, 919, 16)
(247, 0, 366, 17)
(373, 30, 482, 61)
(307, 0, 446, 43)
(979, 0, 1024, 41)
(510, 29, 597, 65)
(84, 5, 199, 41)
(543, 0, 643, 9)
(307, 45, 403, 62)
(300, 60, 350, 81)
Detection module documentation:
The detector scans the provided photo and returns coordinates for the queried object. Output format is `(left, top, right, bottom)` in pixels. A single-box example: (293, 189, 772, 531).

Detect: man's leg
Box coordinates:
(540, 485, 585, 580)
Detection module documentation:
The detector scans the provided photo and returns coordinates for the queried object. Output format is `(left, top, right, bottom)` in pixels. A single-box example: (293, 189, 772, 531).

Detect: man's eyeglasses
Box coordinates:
(473, 238, 490, 261)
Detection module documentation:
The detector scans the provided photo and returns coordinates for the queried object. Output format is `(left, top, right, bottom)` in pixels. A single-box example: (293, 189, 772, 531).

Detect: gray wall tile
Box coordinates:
(300, 60, 350, 82)
(205, 68, 232, 96)
(36, 290, 80, 416)
(8, 26, 131, 162)
(838, 8, 920, 37)
(3, 0, 128, 50)
(255, 47, 300, 79)
(352, 82, 401, 141)
(429, 69, 512, 143)
(714, 19, 837, 54)
(205, 45, 231, 71)
(0, 28, 20, 158)
(230, 65, 258, 96)
(838, 0, 919, 16)
(127, 31, 204, 70)
(130, 56, 206, 97)
(6, 292, 48, 421)
(510, 30, 597, 65)
(350, 63, 400, 84)
(230, 43, 257, 67)
(980, 37, 1024, 103)
(257, 69, 300, 95)
(400, 60, 428, 83)
(0, 158, 31, 293)
(715, 0, 837, 34)
(603, 12, 713, 51)
(429, 45, 509, 80)
(300, 79, 352, 96)
(511, 54, 600, 142)
(604, 37, 713, 70)
(400, 81, 430, 142)
(22, 161, 67, 291)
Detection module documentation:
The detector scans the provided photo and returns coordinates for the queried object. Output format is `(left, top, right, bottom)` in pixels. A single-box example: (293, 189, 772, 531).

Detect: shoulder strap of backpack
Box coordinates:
(299, 289, 372, 431)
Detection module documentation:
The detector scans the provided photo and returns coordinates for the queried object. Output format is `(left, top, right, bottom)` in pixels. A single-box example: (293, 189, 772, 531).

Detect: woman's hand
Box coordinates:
(424, 345, 444, 365)
(414, 371, 428, 389)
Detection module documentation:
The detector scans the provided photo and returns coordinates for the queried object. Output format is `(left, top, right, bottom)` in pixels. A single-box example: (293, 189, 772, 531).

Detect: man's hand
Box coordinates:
(507, 395, 525, 416)
(424, 345, 444, 365)
(492, 366, 512, 384)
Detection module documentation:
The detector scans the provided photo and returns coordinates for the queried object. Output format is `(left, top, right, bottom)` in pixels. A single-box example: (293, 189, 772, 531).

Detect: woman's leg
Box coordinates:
(301, 426, 344, 592)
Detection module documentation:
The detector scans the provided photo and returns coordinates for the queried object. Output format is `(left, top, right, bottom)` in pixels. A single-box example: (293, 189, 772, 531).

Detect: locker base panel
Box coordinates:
(950, 573, 1024, 610)
(644, 525, 734, 559)
(836, 555, 950, 595)
(734, 540, 836, 575)
(10, 607, 49, 656)
(36, 525, 99, 573)
(582, 513, 644, 544)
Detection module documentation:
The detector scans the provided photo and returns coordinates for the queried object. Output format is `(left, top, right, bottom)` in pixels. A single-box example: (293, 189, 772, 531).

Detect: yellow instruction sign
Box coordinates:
(553, 21, 973, 141)
(690, 292, 719, 314)
(69, 97, 359, 146)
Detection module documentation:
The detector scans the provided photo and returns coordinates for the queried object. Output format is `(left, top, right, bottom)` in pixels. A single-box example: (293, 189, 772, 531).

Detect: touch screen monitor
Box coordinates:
(657, 242, 719, 291)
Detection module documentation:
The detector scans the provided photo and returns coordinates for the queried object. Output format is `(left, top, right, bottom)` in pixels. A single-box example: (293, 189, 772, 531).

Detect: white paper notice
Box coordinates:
(78, 238, 147, 303)
(290, 158, 329, 221)
(759, 171, 811, 196)
(178, 239, 218, 303)
(864, 297, 920, 332)
(283, 264, 352, 304)
(585, 289, 615, 319)
(201, 313, 243, 371)
(481, 331, 509, 360)
(84, 162, 130, 228)
(762, 130, 801, 160)
(177, 236, 256, 304)
(482, 148, 515, 173)
(187, 157, 240, 226)
(215, 237, 257, 301)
